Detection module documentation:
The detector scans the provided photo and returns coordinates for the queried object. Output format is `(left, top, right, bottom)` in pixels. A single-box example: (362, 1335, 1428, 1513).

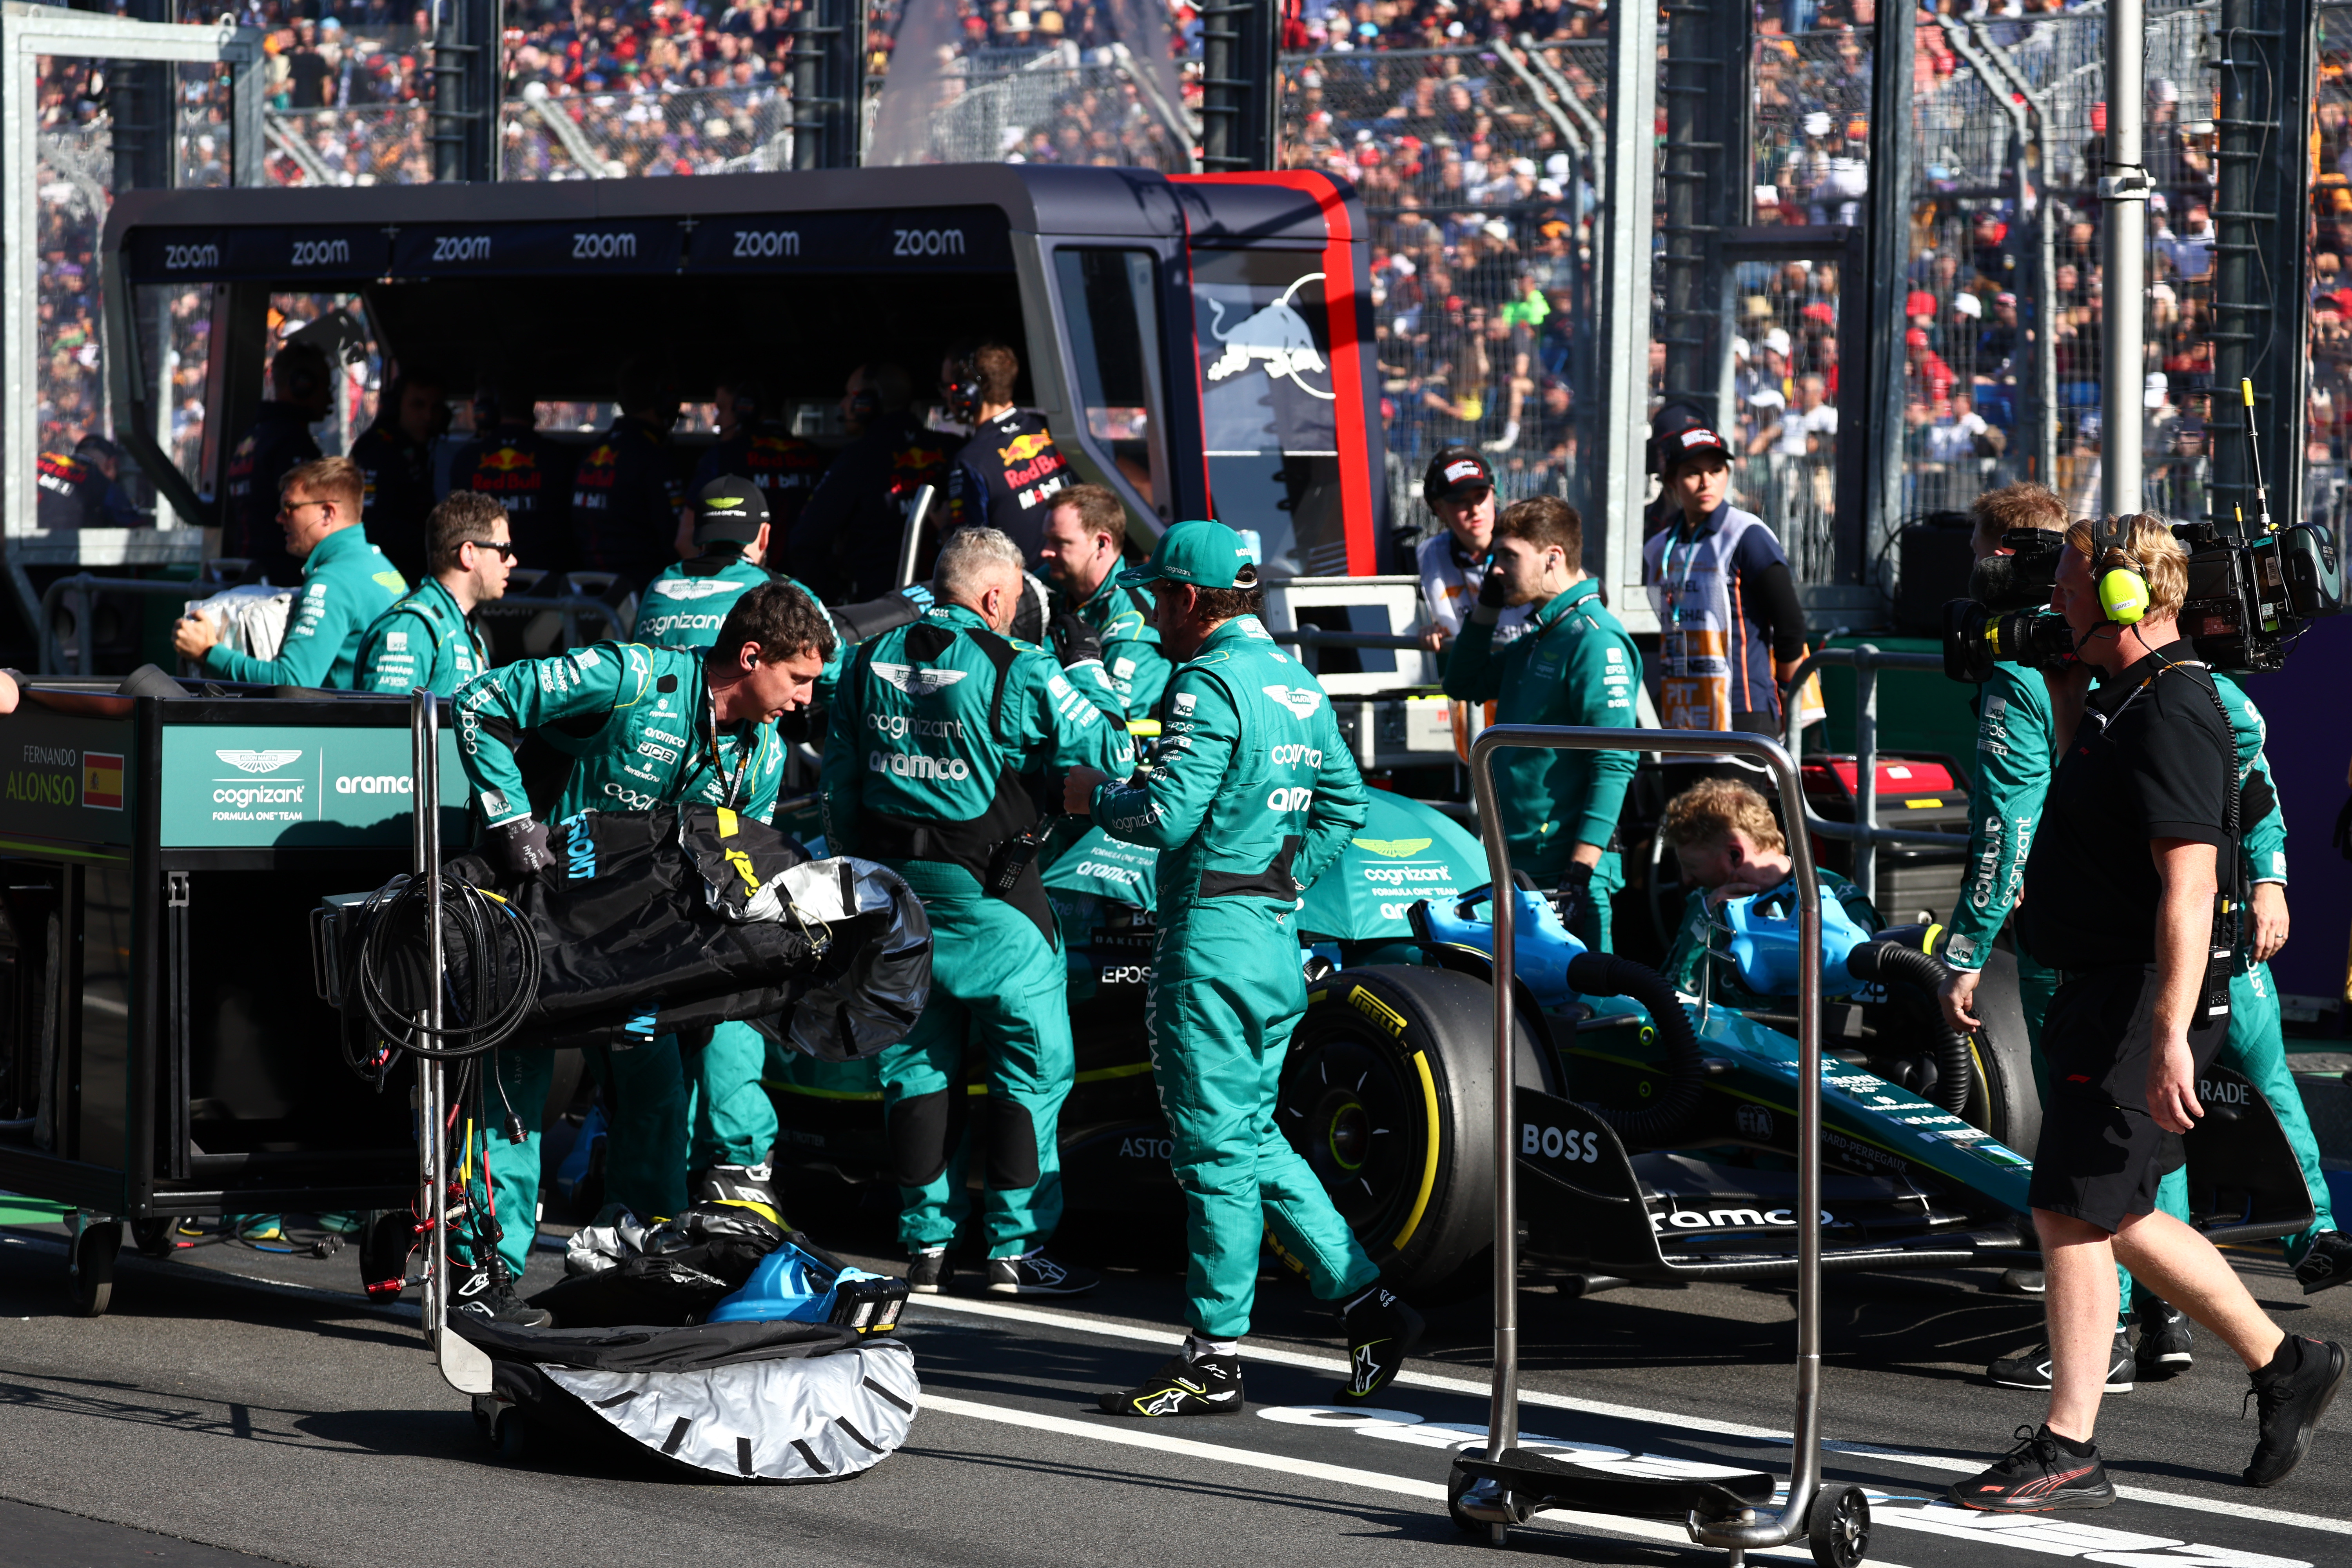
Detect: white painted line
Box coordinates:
(904, 1294, 2352, 1538)
(920, 1394, 1873, 1565)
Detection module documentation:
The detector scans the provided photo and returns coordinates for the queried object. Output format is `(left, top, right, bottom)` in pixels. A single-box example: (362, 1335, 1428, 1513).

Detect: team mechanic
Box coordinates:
(1949, 512, 2344, 1512)
(633, 478, 844, 1211)
(446, 584, 830, 1325)
(1037, 483, 1170, 723)
(941, 342, 1069, 569)
(173, 456, 408, 690)
(1441, 495, 1639, 951)
(1063, 519, 1423, 1416)
(821, 526, 1132, 1297)
(353, 493, 514, 696)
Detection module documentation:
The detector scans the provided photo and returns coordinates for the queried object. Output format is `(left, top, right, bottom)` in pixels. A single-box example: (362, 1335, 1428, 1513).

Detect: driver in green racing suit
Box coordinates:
(1064, 519, 1423, 1416)
(443, 584, 833, 1325)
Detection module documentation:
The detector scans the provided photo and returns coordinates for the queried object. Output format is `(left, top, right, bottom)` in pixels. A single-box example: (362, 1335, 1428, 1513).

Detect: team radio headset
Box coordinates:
(2078, 515, 2239, 1026)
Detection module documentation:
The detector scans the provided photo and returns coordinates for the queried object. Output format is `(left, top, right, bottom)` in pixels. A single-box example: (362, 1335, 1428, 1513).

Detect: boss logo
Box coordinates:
(1522, 1123, 1602, 1163)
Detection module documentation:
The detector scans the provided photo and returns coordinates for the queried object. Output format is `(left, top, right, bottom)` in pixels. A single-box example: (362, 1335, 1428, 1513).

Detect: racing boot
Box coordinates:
(987, 1249, 1099, 1297)
(1339, 1286, 1423, 1401)
(2293, 1230, 2352, 1296)
(447, 1258, 555, 1330)
(908, 1247, 952, 1296)
(1950, 1424, 2115, 1512)
(695, 1161, 783, 1224)
(2242, 1336, 2348, 1488)
(1987, 1322, 2133, 1394)
(2134, 1294, 2194, 1379)
(1100, 1352, 1245, 1417)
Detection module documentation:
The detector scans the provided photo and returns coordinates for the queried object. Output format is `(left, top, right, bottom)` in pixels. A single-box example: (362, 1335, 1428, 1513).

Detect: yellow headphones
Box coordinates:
(2086, 515, 2150, 625)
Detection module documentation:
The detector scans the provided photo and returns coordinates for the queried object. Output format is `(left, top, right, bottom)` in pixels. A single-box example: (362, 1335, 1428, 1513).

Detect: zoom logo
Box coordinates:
(289, 238, 351, 267)
(601, 782, 658, 809)
(733, 228, 800, 258)
(163, 242, 221, 271)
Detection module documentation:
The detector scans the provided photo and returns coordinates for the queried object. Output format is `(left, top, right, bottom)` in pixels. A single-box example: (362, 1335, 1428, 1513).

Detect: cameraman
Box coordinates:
(1949, 513, 2343, 1513)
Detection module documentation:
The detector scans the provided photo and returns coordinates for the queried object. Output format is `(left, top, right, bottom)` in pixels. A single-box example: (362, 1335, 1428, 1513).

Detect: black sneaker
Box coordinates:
(1988, 1323, 2133, 1393)
(447, 1260, 554, 1329)
(1951, 1425, 2115, 1512)
(2243, 1336, 2348, 1488)
(2294, 1231, 2352, 1297)
(2135, 1296, 2194, 1379)
(987, 1250, 1098, 1297)
(695, 1162, 781, 1218)
(1340, 1286, 1423, 1401)
(908, 1249, 951, 1295)
(1099, 1354, 1244, 1417)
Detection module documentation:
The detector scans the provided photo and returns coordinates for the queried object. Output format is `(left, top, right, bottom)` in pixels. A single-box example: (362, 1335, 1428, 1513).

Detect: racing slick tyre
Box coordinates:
(1283, 965, 1549, 1297)
(1806, 1482, 1871, 1568)
(69, 1219, 120, 1317)
(1958, 946, 2039, 1154)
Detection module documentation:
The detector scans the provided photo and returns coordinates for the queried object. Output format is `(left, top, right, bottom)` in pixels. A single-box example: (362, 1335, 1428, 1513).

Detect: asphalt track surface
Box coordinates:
(0, 1212, 2347, 1568)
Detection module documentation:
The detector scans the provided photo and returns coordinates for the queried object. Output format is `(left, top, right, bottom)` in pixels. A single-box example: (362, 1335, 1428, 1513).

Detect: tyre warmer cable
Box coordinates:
(1842, 940, 1974, 1112)
(347, 871, 542, 1082)
(1562, 951, 1708, 1145)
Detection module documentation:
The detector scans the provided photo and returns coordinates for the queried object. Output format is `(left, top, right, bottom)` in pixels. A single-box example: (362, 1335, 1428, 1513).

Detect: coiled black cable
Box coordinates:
(1844, 940, 1973, 1112)
(349, 871, 542, 1067)
(1563, 951, 1708, 1145)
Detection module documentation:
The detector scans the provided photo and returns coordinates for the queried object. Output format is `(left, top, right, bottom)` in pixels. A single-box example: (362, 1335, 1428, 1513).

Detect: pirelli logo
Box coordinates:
(1348, 985, 1408, 1038)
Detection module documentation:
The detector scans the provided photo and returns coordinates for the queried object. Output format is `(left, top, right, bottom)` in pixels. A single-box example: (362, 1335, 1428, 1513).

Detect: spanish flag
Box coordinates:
(82, 751, 123, 811)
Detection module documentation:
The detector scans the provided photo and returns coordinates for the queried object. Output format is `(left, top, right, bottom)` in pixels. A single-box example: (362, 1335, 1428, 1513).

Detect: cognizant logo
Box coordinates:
(869, 749, 972, 782)
(602, 782, 658, 809)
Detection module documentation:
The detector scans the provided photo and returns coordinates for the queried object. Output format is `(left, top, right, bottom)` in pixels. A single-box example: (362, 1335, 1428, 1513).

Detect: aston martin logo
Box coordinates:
(215, 749, 302, 774)
(1352, 837, 1433, 858)
(872, 663, 969, 696)
(1261, 684, 1324, 720)
(652, 578, 738, 600)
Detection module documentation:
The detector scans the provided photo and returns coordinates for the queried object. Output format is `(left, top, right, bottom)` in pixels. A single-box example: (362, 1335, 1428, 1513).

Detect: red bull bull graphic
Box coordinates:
(1205, 273, 1336, 400)
(997, 430, 1055, 466)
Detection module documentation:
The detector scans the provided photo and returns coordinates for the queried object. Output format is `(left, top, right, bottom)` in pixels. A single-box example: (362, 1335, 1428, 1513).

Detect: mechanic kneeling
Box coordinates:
(1064, 519, 1422, 1416)
(1949, 512, 2344, 1511)
(445, 583, 831, 1324)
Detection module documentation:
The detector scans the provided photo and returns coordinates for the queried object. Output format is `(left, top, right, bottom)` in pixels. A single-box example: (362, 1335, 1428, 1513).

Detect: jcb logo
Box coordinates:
(1266, 786, 1314, 812)
(1522, 1123, 1602, 1163)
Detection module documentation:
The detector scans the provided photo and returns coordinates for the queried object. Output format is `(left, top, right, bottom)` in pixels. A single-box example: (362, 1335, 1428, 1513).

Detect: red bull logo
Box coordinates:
(998, 431, 1055, 467)
(1205, 273, 1336, 401)
(896, 445, 946, 475)
(477, 446, 537, 474)
(578, 444, 617, 475)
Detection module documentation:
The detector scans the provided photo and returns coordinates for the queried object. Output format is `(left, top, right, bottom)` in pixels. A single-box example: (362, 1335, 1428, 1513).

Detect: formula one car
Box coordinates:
(766, 791, 2317, 1294)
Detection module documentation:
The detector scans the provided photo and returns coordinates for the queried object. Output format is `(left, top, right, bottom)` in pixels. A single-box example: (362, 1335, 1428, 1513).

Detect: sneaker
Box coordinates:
(694, 1162, 781, 1218)
(2243, 1336, 2348, 1488)
(1950, 1424, 2116, 1512)
(987, 1249, 1099, 1297)
(447, 1259, 555, 1329)
(1340, 1286, 1424, 1401)
(2294, 1231, 2352, 1297)
(908, 1248, 951, 1295)
(2135, 1296, 2194, 1379)
(1099, 1353, 1244, 1417)
(1987, 1323, 2133, 1394)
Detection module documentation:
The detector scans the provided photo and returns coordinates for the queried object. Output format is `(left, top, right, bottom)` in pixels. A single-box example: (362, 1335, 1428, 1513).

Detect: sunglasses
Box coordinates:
(470, 539, 519, 560)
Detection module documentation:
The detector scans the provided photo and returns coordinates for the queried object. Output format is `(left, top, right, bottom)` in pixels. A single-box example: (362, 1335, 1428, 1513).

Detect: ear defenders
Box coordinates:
(944, 356, 983, 427)
(2085, 515, 2150, 624)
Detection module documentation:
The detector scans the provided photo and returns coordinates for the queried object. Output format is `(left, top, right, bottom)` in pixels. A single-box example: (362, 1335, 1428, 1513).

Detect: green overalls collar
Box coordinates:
(1191, 613, 1267, 658)
(410, 574, 466, 623)
(305, 521, 372, 577)
(1529, 577, 1601, 632)
(923, 601, 991, 634)
(1074, 570, 1124, 617)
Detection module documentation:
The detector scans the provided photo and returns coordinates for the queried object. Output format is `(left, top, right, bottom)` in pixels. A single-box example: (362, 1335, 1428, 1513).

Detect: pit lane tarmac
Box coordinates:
(0, 1220, 2345, 1568)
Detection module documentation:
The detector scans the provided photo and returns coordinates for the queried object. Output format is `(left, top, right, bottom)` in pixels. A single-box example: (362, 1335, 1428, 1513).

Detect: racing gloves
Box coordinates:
(1551, 859, 1596, 936)
(1049, 610, 1105, 670)
(1470, 557, 1512, 624)
(489, 816, 555, 877)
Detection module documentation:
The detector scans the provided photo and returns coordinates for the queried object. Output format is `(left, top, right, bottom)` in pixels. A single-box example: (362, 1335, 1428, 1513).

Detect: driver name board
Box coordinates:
(125, 207, 1012, 282)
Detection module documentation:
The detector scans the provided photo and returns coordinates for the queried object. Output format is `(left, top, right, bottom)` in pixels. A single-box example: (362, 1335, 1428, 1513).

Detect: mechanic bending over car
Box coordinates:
(1037, 483, 1169, 724)
(1442, 495, 1641, 951)
(1657, 777, 1878, 1010)
(1064, 519, 1424, 1416)
(444, 583, 832, 1326)
(353, 492, 513, 696)
(172, 456, 410, 691)
(1947, 512, 2343, 1512)
(821, 526, 1132, 1298)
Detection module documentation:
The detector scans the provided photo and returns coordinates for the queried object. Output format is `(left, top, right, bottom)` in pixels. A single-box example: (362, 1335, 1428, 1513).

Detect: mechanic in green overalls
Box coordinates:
(1063, 519, 1422, 1416)
(444, 583, 831, 1325)
(633, 477, 844, 1212)
(1037, 483, 1170, 722)
(1440, 495, 1641, 951)
(172, 455, 408, 689)
(353, 492, 512, 695)
(820, 525, 1133, 1298)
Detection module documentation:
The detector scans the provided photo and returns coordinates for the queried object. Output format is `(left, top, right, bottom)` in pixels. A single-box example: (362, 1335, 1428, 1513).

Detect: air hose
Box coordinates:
(1563, 951, 1707, 1145)
(1844, 940, 1972, 1112)
(347, 871, 542, 1080)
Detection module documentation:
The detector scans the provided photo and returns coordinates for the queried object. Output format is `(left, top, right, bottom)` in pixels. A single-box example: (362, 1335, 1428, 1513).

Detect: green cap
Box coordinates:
(1117, 519, 1259, 590)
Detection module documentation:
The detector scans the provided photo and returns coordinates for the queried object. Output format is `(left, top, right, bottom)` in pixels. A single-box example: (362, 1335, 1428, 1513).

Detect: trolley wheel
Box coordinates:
(359, 1210, 417, 1302)
(1805, 1482, 1871, 1568)
(1446, 1454, 1531, 1539)
(69, 1220, 122, 1317)
(130, 1218, 181, 1259)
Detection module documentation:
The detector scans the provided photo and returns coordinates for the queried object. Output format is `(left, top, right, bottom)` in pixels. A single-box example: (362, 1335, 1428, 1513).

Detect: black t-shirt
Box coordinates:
(2019, 640, 2233, 970)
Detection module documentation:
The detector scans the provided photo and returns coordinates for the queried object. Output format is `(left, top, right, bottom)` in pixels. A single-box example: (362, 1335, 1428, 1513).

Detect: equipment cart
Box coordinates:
(0, 677, 466, 1314)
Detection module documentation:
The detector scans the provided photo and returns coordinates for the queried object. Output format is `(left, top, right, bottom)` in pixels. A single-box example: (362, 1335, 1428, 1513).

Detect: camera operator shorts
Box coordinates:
(2027, 962, 2227, 1234)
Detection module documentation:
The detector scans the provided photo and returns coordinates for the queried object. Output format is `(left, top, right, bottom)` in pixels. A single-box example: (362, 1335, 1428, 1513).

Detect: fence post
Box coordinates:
(791, 0, 866, 168)
(1599, 0, 1660, 623)
(1864, 0, 1919, 579)
(1200, 0, 1277, 171)
(1853, 644, 1879, 911)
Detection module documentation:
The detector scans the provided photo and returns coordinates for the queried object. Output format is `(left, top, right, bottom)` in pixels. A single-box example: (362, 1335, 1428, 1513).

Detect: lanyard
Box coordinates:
(699, 681, 749, 811)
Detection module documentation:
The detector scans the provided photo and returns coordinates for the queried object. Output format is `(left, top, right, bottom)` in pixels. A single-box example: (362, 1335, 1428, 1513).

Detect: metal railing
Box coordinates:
(1780, 644, 1971, 911)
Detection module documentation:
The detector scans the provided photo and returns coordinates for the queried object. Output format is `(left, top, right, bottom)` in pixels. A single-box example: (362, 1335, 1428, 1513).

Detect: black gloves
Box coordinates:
(489, 816, 555, 878)
(1552, 859, 1596, 936)
(1049, 609, 1105, 668)
(1475, 556, 1513, 608)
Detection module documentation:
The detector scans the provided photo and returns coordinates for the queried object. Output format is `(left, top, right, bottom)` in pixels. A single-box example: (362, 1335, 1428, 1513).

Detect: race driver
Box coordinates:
(447, 583, 829, 1323)
(941, 341, 1069, 568)
(354, 492, 512, 697)
(821, 526, 1131, 1297)
(1064, 519, 1423, 1414)
(1037, 483, 1169, 723)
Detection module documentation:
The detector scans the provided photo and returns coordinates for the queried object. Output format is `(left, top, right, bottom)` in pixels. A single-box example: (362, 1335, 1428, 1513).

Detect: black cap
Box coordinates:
(1422, 446, 1495, 503)
(693, 476, 769, 544)
(1657, 424, 1735, 475)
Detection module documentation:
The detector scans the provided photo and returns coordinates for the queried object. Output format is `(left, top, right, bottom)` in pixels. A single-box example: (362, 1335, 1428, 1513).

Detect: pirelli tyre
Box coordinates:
(1957, 945, 2039, 1154)
(1281, 965, 1546, 1296)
